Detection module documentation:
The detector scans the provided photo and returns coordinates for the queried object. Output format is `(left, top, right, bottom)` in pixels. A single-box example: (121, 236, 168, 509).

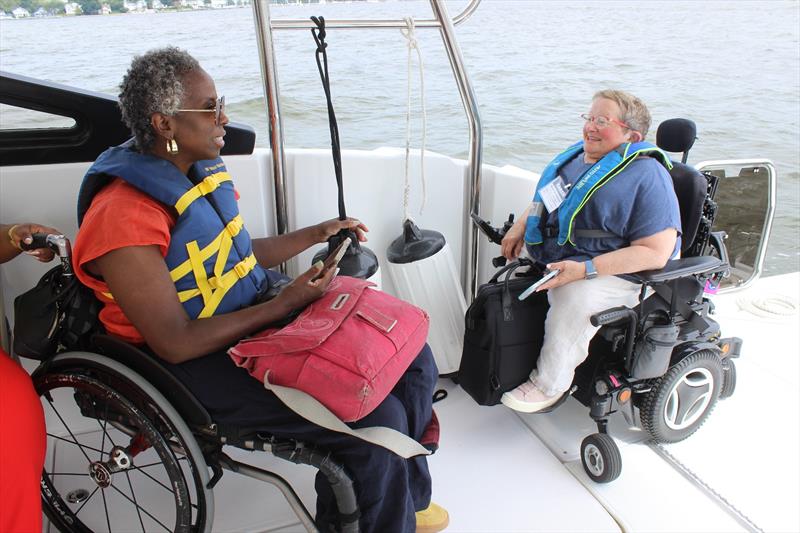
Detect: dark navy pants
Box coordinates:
(164, 344, 437, 533)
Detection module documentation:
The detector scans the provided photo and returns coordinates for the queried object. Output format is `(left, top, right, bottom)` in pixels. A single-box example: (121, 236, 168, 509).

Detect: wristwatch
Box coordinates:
(584, 259, 598, 280)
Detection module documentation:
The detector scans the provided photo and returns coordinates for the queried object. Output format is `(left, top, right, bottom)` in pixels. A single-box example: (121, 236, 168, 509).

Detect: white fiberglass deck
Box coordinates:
(43, 273, 797, 533)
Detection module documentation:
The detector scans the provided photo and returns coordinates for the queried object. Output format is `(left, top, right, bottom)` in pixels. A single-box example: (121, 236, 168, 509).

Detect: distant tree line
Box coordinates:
(0, 0, 127, 14)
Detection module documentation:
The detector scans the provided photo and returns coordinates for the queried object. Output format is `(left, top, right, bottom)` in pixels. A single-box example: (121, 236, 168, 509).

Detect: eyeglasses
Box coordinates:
(177, 95, 225, 125)
(580, 113, 630, 130)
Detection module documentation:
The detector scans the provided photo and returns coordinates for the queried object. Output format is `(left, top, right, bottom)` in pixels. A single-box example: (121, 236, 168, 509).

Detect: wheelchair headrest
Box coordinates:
(656, 118, 697, 154)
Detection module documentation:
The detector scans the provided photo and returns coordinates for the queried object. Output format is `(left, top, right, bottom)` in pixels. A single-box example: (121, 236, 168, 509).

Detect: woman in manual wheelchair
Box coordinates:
(30, 47, 448, 533)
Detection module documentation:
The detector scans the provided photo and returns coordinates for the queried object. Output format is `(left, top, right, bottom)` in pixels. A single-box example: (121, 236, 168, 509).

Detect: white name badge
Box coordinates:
(539, 176, 569, 213)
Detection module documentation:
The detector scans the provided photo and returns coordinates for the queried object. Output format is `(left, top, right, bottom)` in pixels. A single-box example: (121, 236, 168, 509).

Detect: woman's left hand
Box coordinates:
(536, 259, 586, 291)
(315, 217, 369, 243)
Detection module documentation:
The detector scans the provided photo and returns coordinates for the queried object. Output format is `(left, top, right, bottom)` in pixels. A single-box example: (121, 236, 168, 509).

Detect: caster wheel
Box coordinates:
(581, 433, 621, 483)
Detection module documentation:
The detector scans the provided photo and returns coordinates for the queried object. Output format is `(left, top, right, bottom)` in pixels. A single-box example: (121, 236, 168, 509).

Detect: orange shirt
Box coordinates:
(73, 178, 175, 344)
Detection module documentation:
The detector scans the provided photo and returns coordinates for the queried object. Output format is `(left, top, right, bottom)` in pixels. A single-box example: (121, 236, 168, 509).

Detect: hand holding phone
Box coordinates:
(311, 237, 351, 282)
(518, 269, 560, 300)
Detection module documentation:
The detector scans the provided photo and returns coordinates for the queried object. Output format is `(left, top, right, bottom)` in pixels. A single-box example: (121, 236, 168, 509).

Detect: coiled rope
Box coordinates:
(400, 16, 427, 222)
(736, 292, 798, 318)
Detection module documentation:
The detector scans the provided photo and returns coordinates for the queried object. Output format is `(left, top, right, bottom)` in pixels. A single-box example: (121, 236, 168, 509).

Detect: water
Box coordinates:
(1, 0, 798, 274)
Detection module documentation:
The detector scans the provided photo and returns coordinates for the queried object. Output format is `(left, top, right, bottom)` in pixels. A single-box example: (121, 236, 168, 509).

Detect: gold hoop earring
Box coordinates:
(166, 139, 179, 155)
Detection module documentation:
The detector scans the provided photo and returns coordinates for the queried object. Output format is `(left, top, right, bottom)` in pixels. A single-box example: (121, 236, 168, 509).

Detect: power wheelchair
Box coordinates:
(18, 239, 361, 532)
(472, 118, 742, 483)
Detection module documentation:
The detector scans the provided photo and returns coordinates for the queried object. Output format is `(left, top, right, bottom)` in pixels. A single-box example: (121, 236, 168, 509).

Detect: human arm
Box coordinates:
(251, 217, 368, 268)
(90, 245, 336, 364)
(1, 222, 63, 264)
(500, 205, 532, 260)
(536, 228, 678, 291)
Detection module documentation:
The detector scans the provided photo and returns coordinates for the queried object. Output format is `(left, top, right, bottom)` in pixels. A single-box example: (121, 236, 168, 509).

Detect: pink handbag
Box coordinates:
(229, 276, 429, 422)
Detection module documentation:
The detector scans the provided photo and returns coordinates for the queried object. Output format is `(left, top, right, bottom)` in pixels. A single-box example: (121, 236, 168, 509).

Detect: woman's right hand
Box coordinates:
(273, 261, 337, 313)
(501, 219, 526, 260)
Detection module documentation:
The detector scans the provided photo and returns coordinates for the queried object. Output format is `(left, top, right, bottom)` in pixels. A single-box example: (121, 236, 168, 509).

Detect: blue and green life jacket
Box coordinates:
(524, 141, 672, 246)
(78, 141, 269, 319)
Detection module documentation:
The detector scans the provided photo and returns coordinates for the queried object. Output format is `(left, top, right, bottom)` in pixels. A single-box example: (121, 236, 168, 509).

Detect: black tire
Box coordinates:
(640, 349, 723, 443)
(34, 353, 213, 533)
(720, 358, 737, 399)
(580, 433, 622, 484)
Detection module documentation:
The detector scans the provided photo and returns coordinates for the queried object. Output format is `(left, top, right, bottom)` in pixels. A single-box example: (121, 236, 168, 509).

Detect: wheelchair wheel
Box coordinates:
(720, 358, 737, 399)
(640, 349, 723, 443)
(580, 433, 621, 483)
(34, 352, 213, 533)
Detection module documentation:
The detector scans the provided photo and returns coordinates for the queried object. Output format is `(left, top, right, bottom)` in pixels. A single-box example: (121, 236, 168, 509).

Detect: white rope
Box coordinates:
(400, 16, 427, 222)
(736, 293, 799, 319)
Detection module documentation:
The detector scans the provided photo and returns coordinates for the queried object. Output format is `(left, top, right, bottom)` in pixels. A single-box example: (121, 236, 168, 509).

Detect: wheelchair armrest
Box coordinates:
(632, 256, 726, 284)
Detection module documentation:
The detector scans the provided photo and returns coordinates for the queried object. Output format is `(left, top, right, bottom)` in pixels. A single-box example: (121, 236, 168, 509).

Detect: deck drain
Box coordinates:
(66, 488, 91, 504)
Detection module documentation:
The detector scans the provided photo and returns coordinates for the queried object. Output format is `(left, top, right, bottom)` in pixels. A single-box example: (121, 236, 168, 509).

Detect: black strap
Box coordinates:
(542, 226, 615, 240)
(573, 229, 617, 239)
(311, 16, 347, 221)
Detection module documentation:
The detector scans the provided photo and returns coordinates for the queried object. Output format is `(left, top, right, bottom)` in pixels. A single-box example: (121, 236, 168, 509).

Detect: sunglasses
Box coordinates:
(177, 95, 225, 126)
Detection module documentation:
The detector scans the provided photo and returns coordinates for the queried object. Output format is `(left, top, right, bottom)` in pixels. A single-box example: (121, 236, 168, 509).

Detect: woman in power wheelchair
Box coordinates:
(470, 92, 741, 482)
(21, 47, 448, 533)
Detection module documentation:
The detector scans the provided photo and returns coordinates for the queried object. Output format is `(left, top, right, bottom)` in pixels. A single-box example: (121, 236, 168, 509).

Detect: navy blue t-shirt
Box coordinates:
(528, 153, 682, 263)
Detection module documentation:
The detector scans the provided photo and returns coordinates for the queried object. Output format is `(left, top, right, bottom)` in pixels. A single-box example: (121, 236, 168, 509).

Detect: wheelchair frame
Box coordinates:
(33, 334, 361, 533)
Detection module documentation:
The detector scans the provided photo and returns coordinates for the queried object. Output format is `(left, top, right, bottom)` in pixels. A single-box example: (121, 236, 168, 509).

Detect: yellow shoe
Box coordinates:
(415, 502, 449, 533)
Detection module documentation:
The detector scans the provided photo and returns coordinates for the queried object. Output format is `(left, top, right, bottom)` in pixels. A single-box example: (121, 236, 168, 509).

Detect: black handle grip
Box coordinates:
(19, 232, 50, 251)
(590, 306, 634, 327)
(470, 213, 503, 244)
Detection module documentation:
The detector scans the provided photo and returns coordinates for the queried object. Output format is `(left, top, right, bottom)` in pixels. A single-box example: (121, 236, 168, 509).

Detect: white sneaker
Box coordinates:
(500, 379, 561, 413)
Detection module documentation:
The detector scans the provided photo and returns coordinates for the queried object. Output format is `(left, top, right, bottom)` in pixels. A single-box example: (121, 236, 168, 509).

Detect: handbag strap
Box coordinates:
(264, 374, 431, 459)
(493, 258, 533, 322)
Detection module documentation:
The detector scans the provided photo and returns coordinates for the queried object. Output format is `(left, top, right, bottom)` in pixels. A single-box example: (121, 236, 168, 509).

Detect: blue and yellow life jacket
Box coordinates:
(524, 141, 672, 246)
(78, 141, 268, 319)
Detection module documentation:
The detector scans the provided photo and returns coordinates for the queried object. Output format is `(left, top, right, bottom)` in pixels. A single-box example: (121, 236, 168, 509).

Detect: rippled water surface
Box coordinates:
(1, 0, 798, 273)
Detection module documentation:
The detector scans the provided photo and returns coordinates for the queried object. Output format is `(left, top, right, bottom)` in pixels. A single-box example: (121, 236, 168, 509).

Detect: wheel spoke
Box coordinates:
(46, 432, 106, 456)
(97, 400, 118, 461)
(124, 470, 147, 533)
(101, 482, 112, 533)
(110, 484, 173, 532)
(44, 401, 96, 464)
(73, 486, 100, 516)
(131, 465, 176, 494)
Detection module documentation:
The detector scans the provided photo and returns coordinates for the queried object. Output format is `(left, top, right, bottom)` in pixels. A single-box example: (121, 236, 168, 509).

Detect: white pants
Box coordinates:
(531, 275, 641, 396)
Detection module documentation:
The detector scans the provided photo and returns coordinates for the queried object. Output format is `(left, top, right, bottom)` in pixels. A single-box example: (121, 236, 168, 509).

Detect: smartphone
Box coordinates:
(518, 269, 560, 300)
(312, 236, 351, 281)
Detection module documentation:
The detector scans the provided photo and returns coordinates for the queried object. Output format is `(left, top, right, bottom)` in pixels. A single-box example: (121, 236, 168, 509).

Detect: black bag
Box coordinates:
(13, 264, 102, 360)
(630, 311, 679, 379)
(458, 260, 549, 406)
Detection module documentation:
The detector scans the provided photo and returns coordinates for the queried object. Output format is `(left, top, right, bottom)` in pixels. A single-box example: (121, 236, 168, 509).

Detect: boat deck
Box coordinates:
(42, 273, 799, 533)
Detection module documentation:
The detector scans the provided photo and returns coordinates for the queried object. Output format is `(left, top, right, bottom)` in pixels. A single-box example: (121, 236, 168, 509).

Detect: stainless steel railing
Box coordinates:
(252, 0, 483, 301)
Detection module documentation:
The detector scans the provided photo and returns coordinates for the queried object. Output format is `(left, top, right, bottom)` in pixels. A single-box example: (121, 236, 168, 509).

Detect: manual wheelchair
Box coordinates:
(18, 237, 361, 533)
(472, 118, 742, 483)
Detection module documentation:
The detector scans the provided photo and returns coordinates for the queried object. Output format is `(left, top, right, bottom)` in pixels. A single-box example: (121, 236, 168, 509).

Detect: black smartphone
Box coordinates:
(312, 236, 351, 281)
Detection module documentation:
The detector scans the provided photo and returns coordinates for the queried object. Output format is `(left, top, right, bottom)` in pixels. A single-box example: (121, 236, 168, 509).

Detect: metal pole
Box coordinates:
(253, 0, 289, 273)
(271, 0, 481, 30)
(429, 0, 483, 304)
